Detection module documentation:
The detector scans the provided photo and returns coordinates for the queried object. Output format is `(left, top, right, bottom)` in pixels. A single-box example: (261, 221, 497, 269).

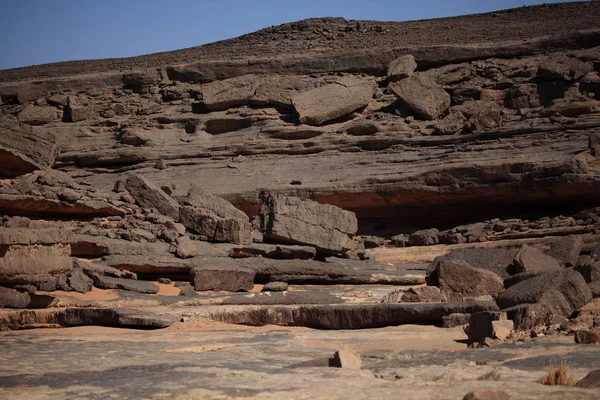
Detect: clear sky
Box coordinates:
(0, 0, 583, 70)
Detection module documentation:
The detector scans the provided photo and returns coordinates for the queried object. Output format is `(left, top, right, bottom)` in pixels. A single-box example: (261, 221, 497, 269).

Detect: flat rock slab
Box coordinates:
(291, 77, 373, 126)
(207, 301, 499, 329)
(0, 194, 124, 218)
(92, 275, 159, 294)
(0, 307, 176, 330)
(201, 74, 259, 111)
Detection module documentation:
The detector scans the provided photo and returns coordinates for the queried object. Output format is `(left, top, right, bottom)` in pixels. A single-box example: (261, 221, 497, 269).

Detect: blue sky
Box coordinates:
(0, 0, 581, 70)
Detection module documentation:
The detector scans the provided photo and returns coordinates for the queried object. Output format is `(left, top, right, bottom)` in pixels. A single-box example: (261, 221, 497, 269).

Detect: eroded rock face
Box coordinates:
(257, 192, 358, 255)
(0, 121, 60, 178)
(0, 244, 72, 285)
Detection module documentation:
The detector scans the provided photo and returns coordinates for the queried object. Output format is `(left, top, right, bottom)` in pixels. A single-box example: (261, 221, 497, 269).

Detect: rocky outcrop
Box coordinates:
(257, 192, 358, 255)
(291, 77, 373, 125)
(179, 185, 252, 245)
(496, 269, 592, 318)
(125, 174, 180, 220)
(0, 121, 60, 178)
(387, 54, 417, 81)
(426, 259, 504, 302)
(512, 245, 563, 273)
(201, 74, 260, 111)
(0, 244, 72, 285)
(390, 74, 450, 120)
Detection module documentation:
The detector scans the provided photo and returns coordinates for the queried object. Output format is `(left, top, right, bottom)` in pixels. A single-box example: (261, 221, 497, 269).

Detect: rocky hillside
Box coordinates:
(1, 3, 600, 399)
(1, 1, 600, 82)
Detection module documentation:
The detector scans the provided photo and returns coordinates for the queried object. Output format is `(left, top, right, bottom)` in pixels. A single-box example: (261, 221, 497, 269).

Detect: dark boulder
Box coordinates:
(496, 269, 592, 318)
(191, 265, 255, 292)
(426, 259, 504, 302)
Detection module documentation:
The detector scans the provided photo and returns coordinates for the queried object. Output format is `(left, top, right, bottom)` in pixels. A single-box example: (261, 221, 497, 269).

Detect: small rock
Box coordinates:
(329, 350, 361, 370)
(443, 313, 471, 328)
(175, 282, 196, 297)
(492, 320, 514, 340)
(157, 278, 172, 284)
(176, 237, 198, 259)
(262, 282, 289, 292)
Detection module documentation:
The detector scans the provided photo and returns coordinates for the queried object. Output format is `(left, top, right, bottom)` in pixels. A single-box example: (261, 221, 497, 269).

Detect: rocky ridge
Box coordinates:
(1, 3, 600, 399)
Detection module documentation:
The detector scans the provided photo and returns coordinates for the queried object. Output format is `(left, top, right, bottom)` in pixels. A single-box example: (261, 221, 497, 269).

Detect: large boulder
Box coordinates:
(125, 173, 180, 220)
(17, 106, 56, 126)
(0, 120, 60, 178)
(545, 235, 583, 268)
(426, 259, 504, 302)
(201, 74, 259, 111)
(179, 185, 252, 245)
(496, 269, 592, 318)
(291, 77, 373, 126)
(387, 54, 417, 81)
(390, 74, 451, 120)
(538, 55, 593, 81)
(512, 245, 563, 274)
(253, 75, 320, 108)
(0, 244, 72, 285)
(408, 228, 439, 246)
(191, 265, 255, 292)
(257, 192, 358, 255)
(441, 247, 518, 279)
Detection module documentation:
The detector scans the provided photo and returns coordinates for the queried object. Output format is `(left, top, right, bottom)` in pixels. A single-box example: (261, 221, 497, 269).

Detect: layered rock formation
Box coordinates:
(1, 5, 600, 398)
